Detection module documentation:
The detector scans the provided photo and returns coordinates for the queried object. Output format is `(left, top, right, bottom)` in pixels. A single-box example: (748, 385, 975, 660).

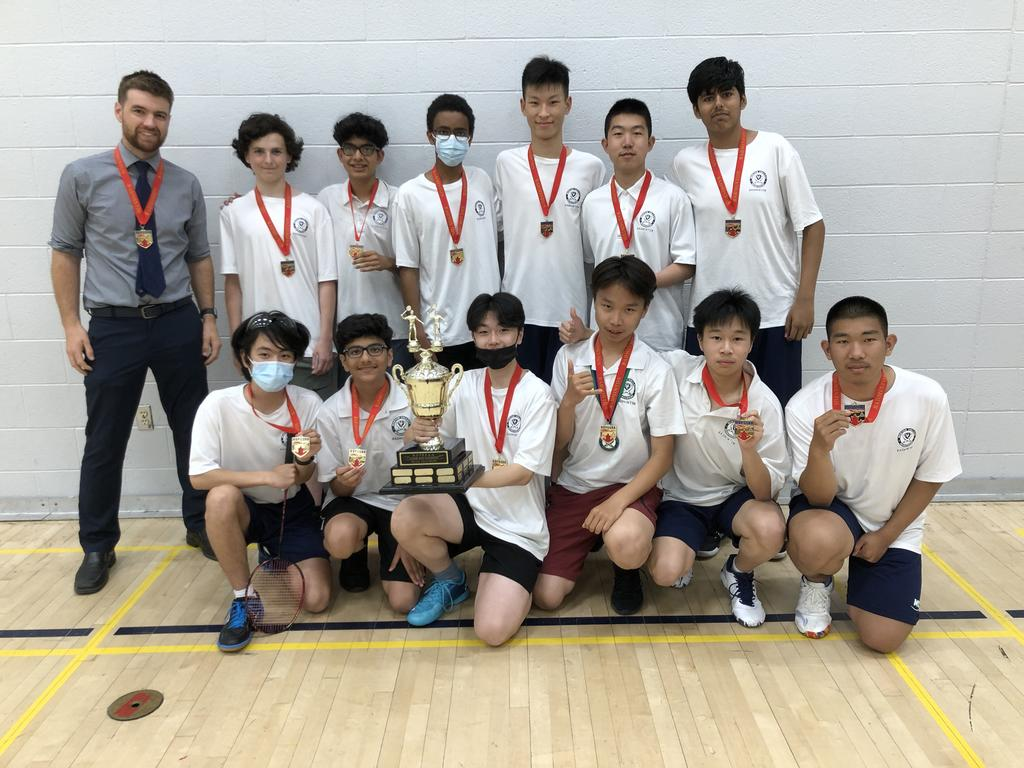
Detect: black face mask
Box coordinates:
(475, 344, 518, 370)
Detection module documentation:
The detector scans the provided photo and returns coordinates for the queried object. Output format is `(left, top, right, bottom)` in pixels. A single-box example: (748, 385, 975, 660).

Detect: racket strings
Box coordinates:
(245, 476, 305, 634)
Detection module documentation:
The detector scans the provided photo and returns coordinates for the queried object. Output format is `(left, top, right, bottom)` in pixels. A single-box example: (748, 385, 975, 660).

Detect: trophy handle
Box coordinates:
(392, 363, 407, 389)
(446, 363, 464, 403)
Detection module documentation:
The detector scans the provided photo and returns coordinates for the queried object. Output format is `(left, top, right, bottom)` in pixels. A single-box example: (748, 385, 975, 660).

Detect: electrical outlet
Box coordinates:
(135, 405, 154, 431)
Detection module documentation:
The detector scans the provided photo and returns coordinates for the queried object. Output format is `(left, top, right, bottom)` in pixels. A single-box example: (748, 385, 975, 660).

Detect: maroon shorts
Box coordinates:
(540, 483, 661, 581)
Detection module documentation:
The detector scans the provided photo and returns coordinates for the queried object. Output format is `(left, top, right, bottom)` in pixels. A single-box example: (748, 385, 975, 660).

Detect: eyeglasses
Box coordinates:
(244, 311, 296, 332)
(340, 143, 379, 157)
(432, 128, 470, 139)
(342, 343, 388, 359)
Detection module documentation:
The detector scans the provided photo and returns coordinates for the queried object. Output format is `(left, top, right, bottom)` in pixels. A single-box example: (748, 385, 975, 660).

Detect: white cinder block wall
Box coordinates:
(1, 0, 1021, 504)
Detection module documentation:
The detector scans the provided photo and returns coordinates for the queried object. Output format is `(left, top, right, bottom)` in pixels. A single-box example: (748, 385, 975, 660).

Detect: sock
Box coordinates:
(433, 561, 462, 583)
(233, 587, 246, 599)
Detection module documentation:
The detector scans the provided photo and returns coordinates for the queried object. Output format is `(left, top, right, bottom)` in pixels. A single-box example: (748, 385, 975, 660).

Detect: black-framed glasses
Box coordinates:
(340, 142, 379, 157)
(244, 311, 296, 332)
(342, 343, 388, 359)
(431, 128, 470, 139)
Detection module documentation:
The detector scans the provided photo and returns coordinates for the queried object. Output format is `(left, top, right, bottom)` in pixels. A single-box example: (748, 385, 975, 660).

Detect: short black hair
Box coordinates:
(591, 256, 656, 307)
(118, 70, 173, 107)
(522, 56, 570, 98)
(334, 313, 394, 351)
(332, 112, 389, 150)
(604, 98, 652, 136)
(826, 296, 889, 338)
(687, 57, 746, 106)
(231, 311, 310, 381)
(466, 292, 526, 332)
(426, 93, 475, 136)
(232, 113, 304, 172)
(693, 288, 761, 338)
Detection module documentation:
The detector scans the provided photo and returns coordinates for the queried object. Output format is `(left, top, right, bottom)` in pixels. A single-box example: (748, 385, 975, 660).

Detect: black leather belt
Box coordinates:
(87, 297, 193, 319)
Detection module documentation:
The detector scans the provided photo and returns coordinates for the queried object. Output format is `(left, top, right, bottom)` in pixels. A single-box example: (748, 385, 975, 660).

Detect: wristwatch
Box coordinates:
(200, 307, 218, 319)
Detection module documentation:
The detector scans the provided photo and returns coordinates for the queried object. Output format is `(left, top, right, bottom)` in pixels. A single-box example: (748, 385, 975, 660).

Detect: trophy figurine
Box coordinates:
(380, 305, 484, 494)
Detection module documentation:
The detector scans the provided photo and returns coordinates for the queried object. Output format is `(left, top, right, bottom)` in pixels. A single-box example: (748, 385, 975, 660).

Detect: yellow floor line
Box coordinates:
(888, 653, 985, 767)
(0, 550, 179, 757)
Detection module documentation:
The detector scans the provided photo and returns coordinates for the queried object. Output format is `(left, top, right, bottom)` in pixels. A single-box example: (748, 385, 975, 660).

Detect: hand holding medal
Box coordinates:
(734, 411, 763, 448)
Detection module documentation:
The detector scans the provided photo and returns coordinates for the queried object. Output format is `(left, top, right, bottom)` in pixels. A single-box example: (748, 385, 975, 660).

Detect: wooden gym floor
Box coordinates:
(0, 502, 1022, 767)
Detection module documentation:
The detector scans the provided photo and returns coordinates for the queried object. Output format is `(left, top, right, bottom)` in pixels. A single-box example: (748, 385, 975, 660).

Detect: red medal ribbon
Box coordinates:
(485, 364, 524, 456)
(352, 381, 389, 446)
(113, 147, 165, 227)
(245, 384, 301, 435)
(528, 145, 568, 218)
(348, 179, 379, 244)
(832, 371, 887, 425)
(593, 335, 634, 424)
(255, 183, 292, 256)
(610, 170, 652, 252)
(701, 365, 749, 413)
(431, 167, 468, 246)
(708, 128, 747, 215)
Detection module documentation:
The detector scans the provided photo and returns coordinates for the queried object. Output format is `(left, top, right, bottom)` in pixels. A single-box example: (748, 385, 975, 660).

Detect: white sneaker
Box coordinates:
(795, 576, 833, 638)
(720, 555, 765, 627)
(671, 569, 693, 589)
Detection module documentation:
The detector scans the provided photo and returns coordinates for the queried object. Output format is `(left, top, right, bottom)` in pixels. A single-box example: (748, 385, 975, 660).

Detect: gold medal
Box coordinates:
(540, 220, 554, 238)
(135, 228, 154, 249)
(347, 447, 367, 468)
(449, 247, 465, 266)
(844, 404, 866, 426)
(491, 456, 508, 470)
(348, 244, 364, 260)
(280, 259, 296, 277)
(598, 424, 619, 451)
(290, 435, 311, 461)
(725, 219, 742, 238)
(734, 418, 755, 441)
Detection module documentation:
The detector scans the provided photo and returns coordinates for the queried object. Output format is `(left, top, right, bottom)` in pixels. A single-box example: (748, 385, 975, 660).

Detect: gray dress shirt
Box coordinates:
(49, 142, 210, 308)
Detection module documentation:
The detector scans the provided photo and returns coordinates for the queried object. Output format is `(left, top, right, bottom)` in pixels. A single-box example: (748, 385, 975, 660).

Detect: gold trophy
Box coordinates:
(380, 306, 484, 494)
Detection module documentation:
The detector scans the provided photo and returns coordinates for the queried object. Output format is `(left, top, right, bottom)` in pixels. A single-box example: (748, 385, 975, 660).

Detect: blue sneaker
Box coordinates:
(217, 596, 253, 652)
(407, 570, 469, 627)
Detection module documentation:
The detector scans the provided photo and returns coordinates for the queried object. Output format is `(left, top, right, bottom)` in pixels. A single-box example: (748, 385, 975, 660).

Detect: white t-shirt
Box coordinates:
(495, 146, 605, 328)
(661, 351, 790, 506)
(189, 384, 323, 504)
(439, 367, 556, 561)
(393, 167, 500, 346)
(220, 190, 338, 356)
(669, 131, 822, 328)
(581, 173, 697, 351)
(316, 374, 412, 511)
(786, 367, 962, 553)
(317, 180, 406, 334)
(551, 335, 685, 494)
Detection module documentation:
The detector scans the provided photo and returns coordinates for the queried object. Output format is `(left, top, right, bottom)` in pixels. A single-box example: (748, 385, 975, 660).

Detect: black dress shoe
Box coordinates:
(339, 546, 370, 592)
(185, 529, 217, 561)
(75, 551, 116, 595)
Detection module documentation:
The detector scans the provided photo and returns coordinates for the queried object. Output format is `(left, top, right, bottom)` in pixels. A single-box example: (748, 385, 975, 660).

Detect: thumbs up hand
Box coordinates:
(563, 358, 598, 408)
(559, 306, 592, 344)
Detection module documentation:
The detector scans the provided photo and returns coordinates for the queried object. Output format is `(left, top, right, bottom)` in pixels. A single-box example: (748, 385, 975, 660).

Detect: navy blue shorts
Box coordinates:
(446, 493, 542, 593)
(654, 487, 755, 552)
(788, 494, 922, 625)
(519, 324, 563, 384)
(686, 324, 801, 407)
(244, 486, 329, 564)
(321, 495, 410, 583)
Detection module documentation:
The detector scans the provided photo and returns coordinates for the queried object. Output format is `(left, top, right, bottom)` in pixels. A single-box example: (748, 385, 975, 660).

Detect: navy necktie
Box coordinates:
(133, 160, 166, 299)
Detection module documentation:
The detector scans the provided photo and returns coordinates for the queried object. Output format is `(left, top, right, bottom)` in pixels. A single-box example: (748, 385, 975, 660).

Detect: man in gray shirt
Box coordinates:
(49, 70, 221, 594)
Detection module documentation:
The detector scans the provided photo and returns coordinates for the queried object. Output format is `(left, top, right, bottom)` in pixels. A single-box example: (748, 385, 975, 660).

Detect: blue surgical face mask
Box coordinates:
(250, 360, 294, 392)
(435, 134, 470, 167)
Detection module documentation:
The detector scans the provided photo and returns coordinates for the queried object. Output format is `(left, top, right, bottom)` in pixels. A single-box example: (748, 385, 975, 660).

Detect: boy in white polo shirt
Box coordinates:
(317, 313, 419, 612)
(395, 94, 500, 372)
(391, 293, 556, 646)
(671, 57, 825, 407)
(564, 99, 695, 353)
(536, 257, 684, 615)
(494, 56, 605, 382)
(190, 311, 331, 653)
(786, 296, 961, 652)
(650, 289, 790, 627)
(221, 112, 338, 398)
(317, 113, 411, 371)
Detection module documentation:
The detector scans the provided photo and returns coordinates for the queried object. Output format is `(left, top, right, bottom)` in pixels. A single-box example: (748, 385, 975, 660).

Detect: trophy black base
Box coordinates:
(379, 439, 485, 495)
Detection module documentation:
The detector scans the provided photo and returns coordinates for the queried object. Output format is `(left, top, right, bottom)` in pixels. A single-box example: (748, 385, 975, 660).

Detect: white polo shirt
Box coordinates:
(220, 189, 337, 357)
(439, 367, 557, 561)
(495, 146, 605, 328)
(317, 180, 406, 334)
(393, 166, 500, 346)
(786, 367, 962, 553)
(317, 374, 412, 512)
(189, 384, 323, 505)
(669, 131, 822, 328)
(581, 173, 696, 351)
(551, 335, 685, 494)
(661, 351, 790, 506)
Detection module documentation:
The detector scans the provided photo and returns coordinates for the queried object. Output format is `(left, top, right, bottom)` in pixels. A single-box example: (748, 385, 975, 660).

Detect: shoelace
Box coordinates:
(800, 580, 832, 613)
(728, 569, 758, 607)
(228, 598, 249, 627)
(424, 578, 461, 611)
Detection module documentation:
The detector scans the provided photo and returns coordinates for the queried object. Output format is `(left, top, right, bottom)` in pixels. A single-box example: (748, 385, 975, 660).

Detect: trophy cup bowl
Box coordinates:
(392, 357, 463, 451)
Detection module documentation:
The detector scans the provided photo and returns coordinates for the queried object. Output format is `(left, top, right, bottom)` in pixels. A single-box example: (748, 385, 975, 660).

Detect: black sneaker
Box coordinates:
(185, 529, 217, 561)
(696, 530, 722, 560)
(611, 565, 643, 615)
(339, 545, 370, 592)
(217, 597, 253, 652)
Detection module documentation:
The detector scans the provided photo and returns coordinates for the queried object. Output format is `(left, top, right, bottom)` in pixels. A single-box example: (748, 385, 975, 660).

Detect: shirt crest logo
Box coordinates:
(372, 209, 389, 225)
(293, 217, 310, 233)
(897, 427, 917, 449)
